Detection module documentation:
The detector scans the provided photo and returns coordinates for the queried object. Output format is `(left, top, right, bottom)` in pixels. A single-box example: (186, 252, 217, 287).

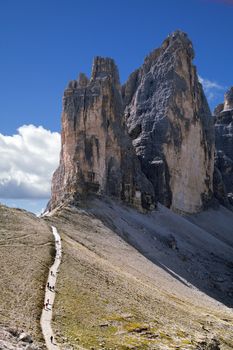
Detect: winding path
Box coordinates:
(40, 226, 62, 350)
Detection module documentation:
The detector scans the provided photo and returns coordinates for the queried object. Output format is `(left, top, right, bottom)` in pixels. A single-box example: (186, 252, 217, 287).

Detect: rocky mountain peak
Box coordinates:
(123, 31, 214, 214)
(48, 32, 215, 215)
(214, 87, 233, 207)
(162, 30, 194, 58)
(224, 86, 233, 111)
(214, 87, 233, 115)
(48, 56, 155, 212)
(91, 56, 120, 86)
(141, 31, 194, 76)
(77, 72, 89, 87)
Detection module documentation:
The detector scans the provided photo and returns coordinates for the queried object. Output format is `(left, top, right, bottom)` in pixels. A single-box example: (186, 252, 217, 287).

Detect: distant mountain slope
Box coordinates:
(45, 198, 233, 350)
(0, 205, 53, 349)
(214, 87, 233, 207)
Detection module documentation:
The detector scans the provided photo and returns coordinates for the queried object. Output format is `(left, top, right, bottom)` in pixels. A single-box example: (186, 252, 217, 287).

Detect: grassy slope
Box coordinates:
(0, 205, 53, 346)
(45, 203, 233, 350)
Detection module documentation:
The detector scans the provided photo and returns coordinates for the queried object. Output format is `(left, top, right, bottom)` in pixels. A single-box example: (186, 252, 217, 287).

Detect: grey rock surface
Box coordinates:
(49, 31, 217, 215)
(214, 87, 233, 207)
(0, 328, 41, 350)
(123, 30, 215, 214)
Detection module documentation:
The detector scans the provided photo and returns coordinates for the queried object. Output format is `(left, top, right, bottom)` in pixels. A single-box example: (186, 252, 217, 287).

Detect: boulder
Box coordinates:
(18, 332, 33, 343)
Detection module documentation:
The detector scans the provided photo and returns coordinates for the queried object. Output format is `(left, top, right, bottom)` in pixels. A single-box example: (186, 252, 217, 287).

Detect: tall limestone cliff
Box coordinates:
(48, 57, 155, 211)
(123, 31, 215, 214)
(49, 31, 215, 215)
(214, 87, 233, 206)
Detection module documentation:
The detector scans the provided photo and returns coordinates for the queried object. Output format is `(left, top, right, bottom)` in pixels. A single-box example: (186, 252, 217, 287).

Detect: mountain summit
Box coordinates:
(48, 56, 155, 212)
(48, 31, 215, 214)
(123, 30, 214, 213)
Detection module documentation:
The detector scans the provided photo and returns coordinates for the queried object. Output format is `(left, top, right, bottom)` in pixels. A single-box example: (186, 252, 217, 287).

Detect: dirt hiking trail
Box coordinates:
(40, 226, 61, 350)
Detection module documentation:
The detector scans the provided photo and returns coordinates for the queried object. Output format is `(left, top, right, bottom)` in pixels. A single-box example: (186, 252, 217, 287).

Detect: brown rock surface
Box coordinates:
(48, 57, 154, 211)
(49, 31, 216, 215)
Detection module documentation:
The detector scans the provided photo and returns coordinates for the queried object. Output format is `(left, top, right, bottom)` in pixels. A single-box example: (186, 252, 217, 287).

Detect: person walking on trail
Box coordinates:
(50, 335, 53, 344)
(47, 298, 50, 305)
(47, 282, 50, 289)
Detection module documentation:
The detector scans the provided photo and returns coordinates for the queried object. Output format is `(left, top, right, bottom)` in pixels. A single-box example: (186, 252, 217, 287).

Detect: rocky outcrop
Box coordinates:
(0, 328, 39, 350)
(123, 31, 215, 214)
(49, 31, 216, 214)
(48, 57, 155, 211)
(214, 87, 233, 206)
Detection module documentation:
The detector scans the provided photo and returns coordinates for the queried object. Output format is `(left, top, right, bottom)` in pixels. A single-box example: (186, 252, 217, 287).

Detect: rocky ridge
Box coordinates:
(49, 31, 216, 215)
(214, 87, 233, 206)
(48, 57, 155, 212)
(123, 31, 214, 214)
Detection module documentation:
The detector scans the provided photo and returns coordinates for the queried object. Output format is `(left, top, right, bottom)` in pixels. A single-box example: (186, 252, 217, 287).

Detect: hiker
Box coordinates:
(47, 298, 50, 304)
(50, 335, 53, 343)
(51, 271, 53, 276)
(45, 302, 49, 309)
(47, 282, 50, 289)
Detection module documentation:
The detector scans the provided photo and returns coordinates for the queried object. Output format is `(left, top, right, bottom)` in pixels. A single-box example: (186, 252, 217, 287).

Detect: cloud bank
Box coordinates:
(0, 125, 60, 199)
(198, 75, 226, 102)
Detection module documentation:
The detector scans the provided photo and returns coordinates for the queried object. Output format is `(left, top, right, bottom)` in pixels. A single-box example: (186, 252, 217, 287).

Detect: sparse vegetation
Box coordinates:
(45, 206, 233, 350)
(1, 201, 233, 349)
(0, 205, 53, 347)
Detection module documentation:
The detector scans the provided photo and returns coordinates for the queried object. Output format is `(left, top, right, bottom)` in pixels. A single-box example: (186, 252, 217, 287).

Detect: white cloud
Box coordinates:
(198, 75, 226, 101)
(0, 125, 60, 199)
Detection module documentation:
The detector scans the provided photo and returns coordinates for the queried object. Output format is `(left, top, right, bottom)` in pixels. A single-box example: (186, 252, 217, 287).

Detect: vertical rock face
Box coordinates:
(48, 57, 155, 211)
(214, 87, 233, 205)
(123, 31, 215, 214)
(49, 31, 216, 214)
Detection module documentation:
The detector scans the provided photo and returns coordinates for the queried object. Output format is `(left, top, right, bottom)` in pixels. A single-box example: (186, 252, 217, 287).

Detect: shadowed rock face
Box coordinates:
(123, 31, 215, 214)
(214, 87, 233, 206)
(49, 31, 215, 215)
(48, 57, 155, 211)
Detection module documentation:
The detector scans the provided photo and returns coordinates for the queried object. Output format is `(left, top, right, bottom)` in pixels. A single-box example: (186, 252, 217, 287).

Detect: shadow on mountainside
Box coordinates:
(89, 197, 233, 308)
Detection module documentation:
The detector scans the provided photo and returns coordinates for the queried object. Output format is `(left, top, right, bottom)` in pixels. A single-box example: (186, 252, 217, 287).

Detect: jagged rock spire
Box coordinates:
(48, 31, 215, 215)
(214, 86, 233, 207)
(48, 57, 155, 211)
(123, 30, 214, 213)
(224, 87, 233, 111)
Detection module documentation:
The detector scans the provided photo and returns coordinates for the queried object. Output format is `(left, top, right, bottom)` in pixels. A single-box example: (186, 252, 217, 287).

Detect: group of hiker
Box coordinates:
(43, 270, 57, 344)
(44, 298, 51, 310)
(47, 281, 55, 291)
(42, 232, 62, 346)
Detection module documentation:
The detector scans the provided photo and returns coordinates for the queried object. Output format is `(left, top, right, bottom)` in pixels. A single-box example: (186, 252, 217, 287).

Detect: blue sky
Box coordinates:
(0, 0, 232, 213)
